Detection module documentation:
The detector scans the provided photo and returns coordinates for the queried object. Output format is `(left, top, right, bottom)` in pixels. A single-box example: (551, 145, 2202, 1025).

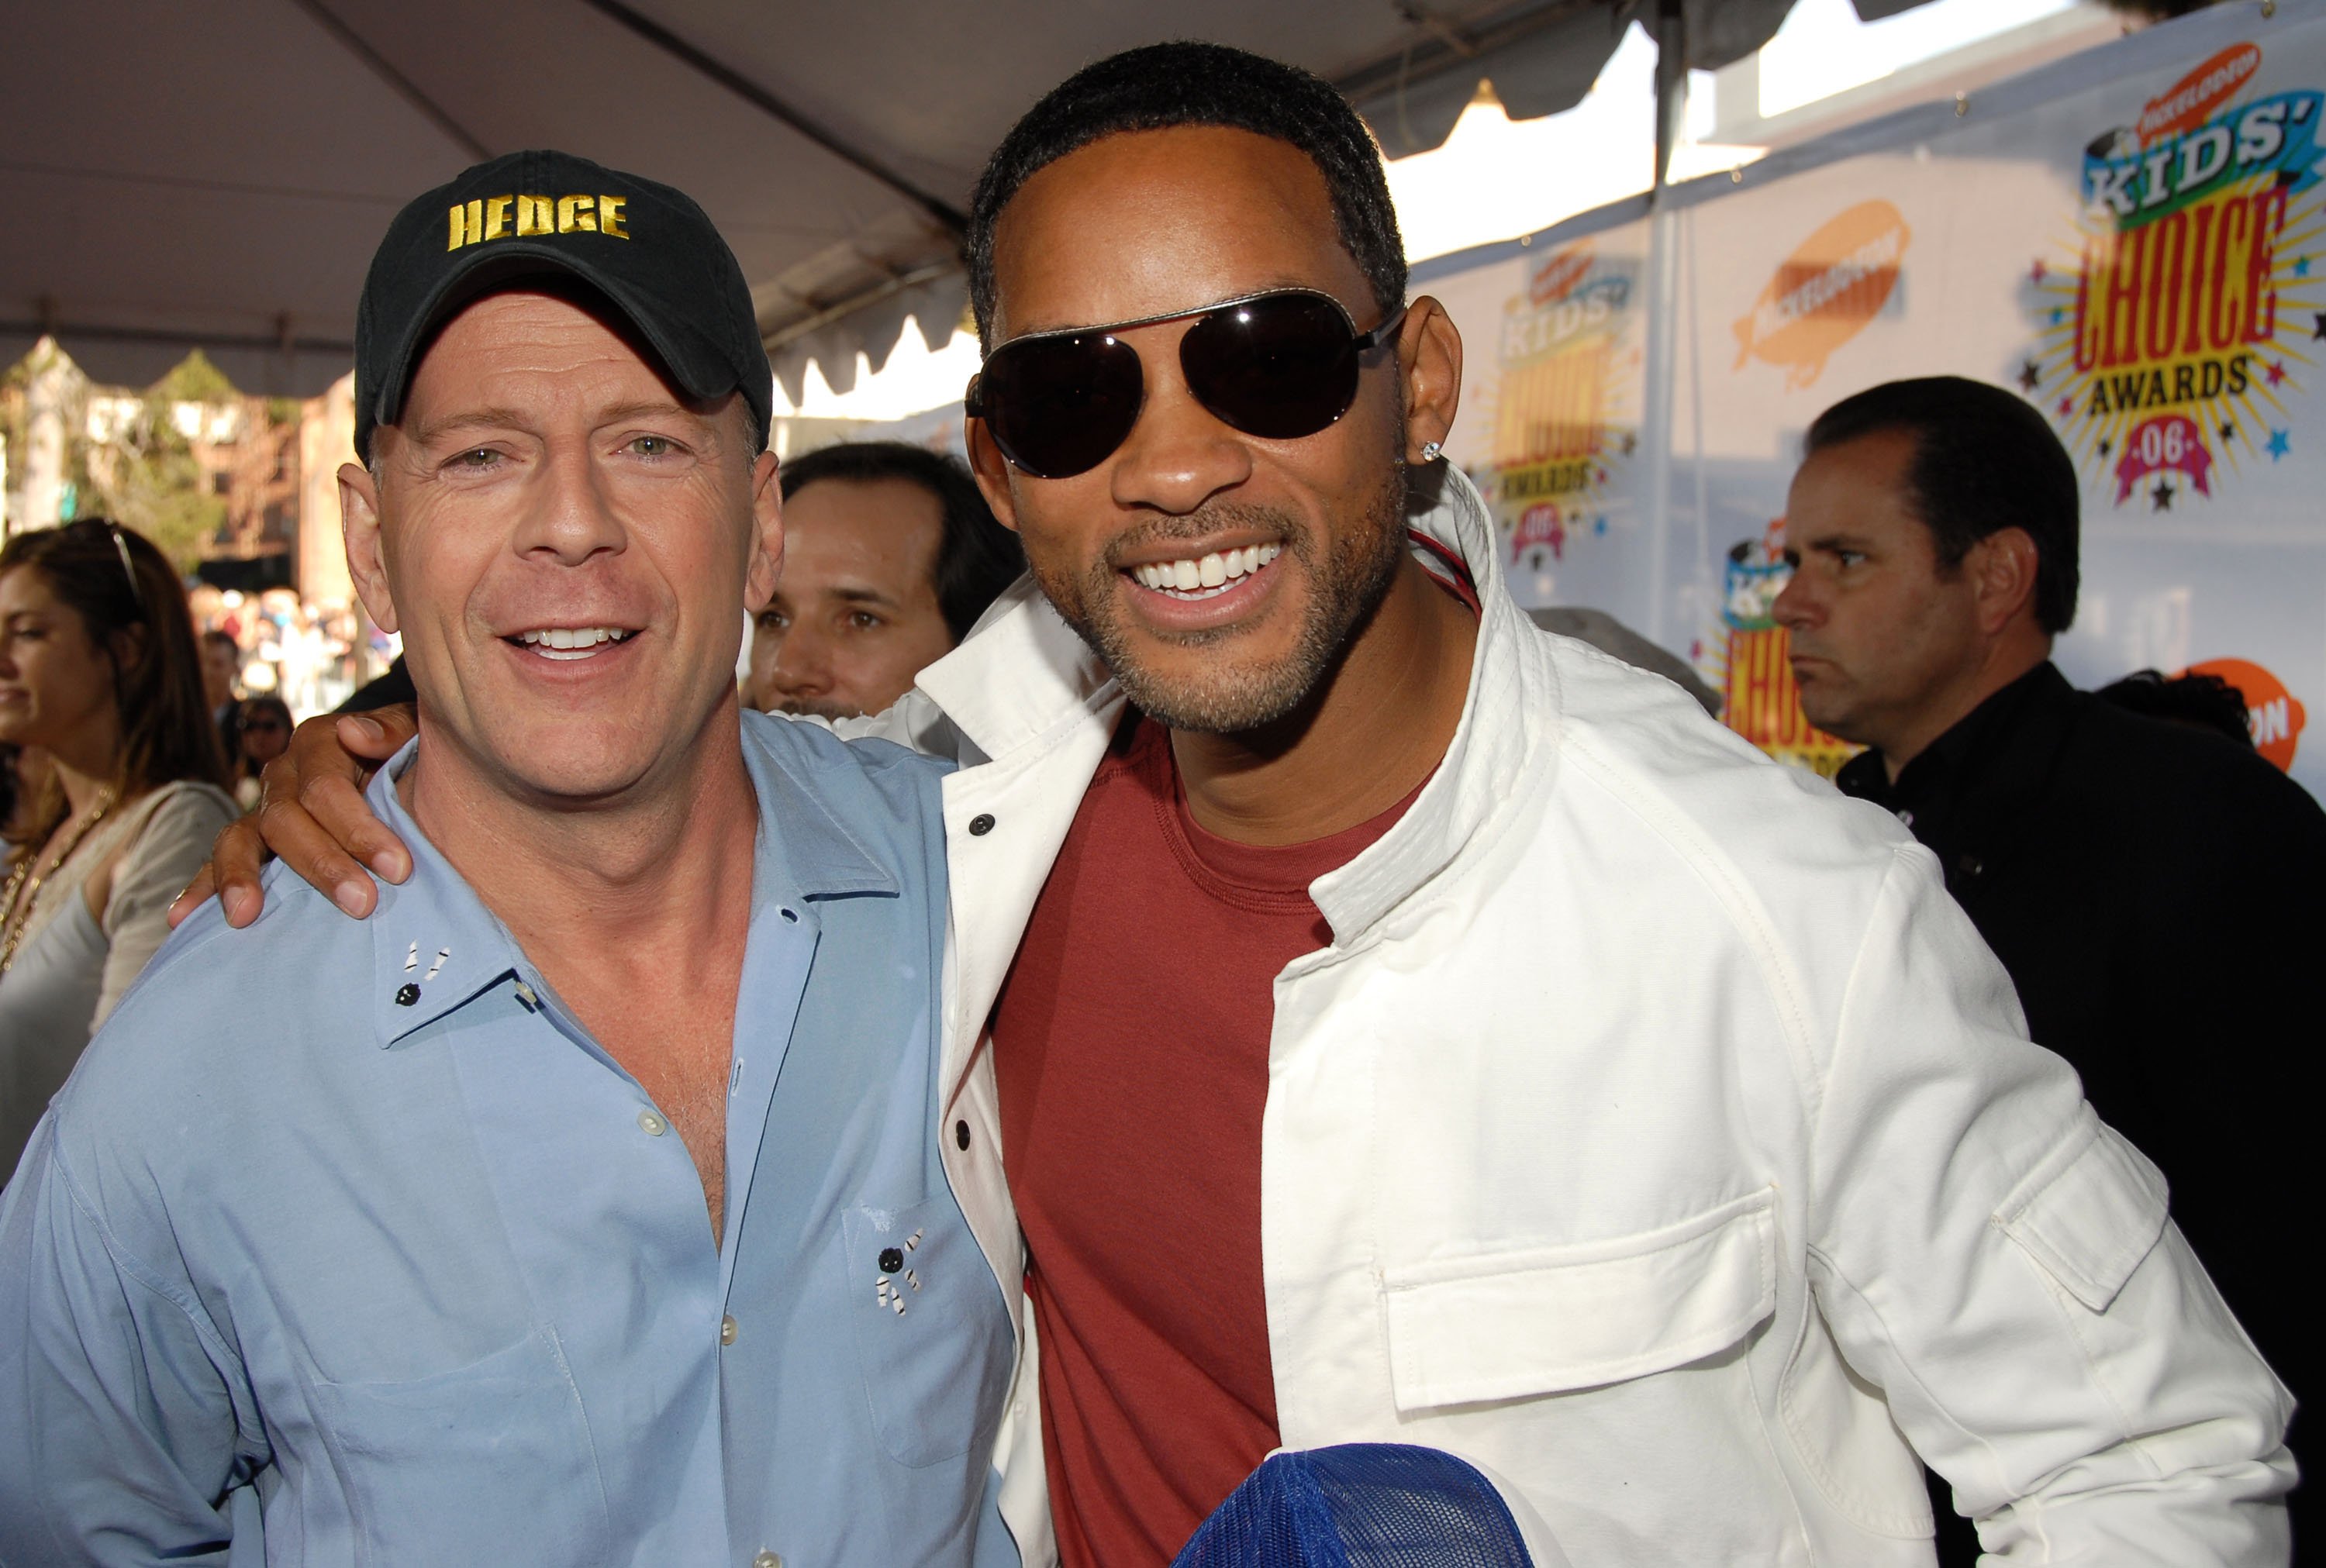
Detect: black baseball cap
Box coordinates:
(354, 149, 772, 458)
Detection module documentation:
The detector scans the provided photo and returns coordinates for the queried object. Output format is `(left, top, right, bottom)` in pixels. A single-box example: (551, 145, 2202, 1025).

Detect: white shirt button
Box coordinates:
(720, 1315, 738, 1346)
(753, 1552, 782, 1568)
(637, 1108, 668, 1137)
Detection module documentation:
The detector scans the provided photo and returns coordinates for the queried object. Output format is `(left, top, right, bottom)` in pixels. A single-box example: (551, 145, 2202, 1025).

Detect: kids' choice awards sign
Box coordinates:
(1426, 231, 1647, 608)
(2031, 43, 2326, 512)
(1418, 0, 2326, 803)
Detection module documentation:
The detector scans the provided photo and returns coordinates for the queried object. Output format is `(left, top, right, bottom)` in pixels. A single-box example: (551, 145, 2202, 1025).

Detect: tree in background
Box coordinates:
(82, 354, 231, 574)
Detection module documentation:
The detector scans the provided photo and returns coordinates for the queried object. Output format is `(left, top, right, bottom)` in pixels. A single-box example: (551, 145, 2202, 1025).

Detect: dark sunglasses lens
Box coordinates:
(1180, 295, 1361, 441)
(981, 333, 1144, 479)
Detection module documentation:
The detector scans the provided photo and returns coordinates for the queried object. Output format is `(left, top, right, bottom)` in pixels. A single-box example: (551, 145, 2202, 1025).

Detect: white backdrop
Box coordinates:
(1417, 0, 2325, 796)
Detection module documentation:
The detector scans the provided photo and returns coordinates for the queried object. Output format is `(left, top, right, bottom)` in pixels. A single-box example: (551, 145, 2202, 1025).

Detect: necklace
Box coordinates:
(0, 787, 120, 980)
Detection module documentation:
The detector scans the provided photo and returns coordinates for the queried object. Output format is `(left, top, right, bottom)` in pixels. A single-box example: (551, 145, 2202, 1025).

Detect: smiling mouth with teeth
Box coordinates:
(514, 626, 636, 660)
(1128, 543, 1282, 600)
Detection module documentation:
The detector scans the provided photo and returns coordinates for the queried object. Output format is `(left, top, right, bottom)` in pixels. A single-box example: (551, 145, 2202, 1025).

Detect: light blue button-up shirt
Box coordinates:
(0, 714, 1018, 1568)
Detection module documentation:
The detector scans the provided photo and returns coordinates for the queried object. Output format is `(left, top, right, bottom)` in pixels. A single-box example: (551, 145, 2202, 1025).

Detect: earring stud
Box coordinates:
(1420, 441, 1444, 462)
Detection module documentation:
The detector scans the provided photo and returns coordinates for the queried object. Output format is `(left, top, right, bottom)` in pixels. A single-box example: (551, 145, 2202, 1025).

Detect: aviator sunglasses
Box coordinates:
(965, 288, 1407, 480)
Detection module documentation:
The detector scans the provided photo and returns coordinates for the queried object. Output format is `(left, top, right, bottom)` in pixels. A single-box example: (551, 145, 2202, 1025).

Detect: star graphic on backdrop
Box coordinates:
(1620, 432, 1638, 457)
(2220, 420, 2238, 444)
(2097, 436, 2113, 457)
(2030, 258, 2048, 284)
(2057, 394, 2075, 417)
(2018, 358, 2041, 391)
(2268, 359, 2290, 386)
(2050, 307, 2065, 326)
(2151, 477, 2176, 511)
(2313, 312, 2326, 340)
(2299, 254, 2315, 278)
(1593, 515, 1609, 536)
(1596, 467, 1610, 485)
(2269, 427, 2293, 460)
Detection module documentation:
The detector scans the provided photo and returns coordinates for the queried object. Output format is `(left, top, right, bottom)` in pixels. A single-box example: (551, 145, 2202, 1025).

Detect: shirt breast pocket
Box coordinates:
(843, 1197, 1014, 1468)
(1379, 1187, 1778, 1409)
(305, 1325, 611, 1566)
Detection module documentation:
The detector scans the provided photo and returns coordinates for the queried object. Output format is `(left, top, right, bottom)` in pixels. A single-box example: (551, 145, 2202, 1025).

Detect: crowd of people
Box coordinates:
(189, 587, 389, 725)
(0, 38, 2316, 1568)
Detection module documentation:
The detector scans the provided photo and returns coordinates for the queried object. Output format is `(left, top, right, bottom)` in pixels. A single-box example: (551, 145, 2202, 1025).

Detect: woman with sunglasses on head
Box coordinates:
(0, 520, 237, 1182)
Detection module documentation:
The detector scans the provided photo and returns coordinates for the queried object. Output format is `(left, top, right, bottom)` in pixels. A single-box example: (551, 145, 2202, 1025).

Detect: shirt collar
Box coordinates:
(365, 723, 896, 1046)
(1837, 660, 2070, 829)
(912, 464, 1539, 941)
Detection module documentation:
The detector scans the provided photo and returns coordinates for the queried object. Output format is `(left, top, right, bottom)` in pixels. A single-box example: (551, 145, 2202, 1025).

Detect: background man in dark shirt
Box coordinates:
(1775, 374, 2325, 1549)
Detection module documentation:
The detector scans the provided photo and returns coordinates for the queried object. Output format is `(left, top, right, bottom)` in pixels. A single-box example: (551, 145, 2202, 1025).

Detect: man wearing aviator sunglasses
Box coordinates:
(191, 40, 2288, 1568)
(965, 288, 1406, 482)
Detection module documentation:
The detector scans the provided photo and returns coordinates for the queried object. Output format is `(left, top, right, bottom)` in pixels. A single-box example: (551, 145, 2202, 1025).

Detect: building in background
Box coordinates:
(2, 339, 385, 715)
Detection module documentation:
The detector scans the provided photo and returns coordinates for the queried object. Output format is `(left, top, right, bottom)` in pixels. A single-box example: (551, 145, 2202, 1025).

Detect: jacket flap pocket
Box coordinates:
(1381, 1188, 1776, 1411)
(1994, 1111, 2168, 1313)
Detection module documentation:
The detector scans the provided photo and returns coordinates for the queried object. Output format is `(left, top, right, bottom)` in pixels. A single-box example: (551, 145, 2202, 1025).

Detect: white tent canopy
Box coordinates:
(1, 0, 1932, 403)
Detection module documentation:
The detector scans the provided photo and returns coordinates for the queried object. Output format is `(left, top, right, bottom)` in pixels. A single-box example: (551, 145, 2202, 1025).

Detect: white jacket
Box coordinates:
(882, 469, 2293, 1566)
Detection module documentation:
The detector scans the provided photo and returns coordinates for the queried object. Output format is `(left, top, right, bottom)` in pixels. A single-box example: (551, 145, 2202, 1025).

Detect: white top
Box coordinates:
(0, 781, 237, 1179)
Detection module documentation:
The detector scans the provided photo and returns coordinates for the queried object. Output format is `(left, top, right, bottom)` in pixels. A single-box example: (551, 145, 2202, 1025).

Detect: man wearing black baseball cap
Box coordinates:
(0, 151, 1018, 1567)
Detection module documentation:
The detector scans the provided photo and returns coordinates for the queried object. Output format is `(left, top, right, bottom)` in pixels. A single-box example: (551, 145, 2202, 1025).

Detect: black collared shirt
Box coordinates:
(1838, 660, 2326, 1441)
(1835, 661, 2058, 875)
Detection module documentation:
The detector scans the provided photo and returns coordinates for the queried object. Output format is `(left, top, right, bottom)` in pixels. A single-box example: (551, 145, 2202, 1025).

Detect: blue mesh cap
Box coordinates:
(1172, 1445, 1536, 1568)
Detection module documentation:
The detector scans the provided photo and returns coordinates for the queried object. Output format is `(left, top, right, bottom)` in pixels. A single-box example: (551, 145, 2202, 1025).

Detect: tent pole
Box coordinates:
(1641, 0, 1687, 646)
(1652, 0, 1686, 200)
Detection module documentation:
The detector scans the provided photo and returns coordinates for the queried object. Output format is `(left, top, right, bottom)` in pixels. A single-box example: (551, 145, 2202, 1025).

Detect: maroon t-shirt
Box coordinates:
(990, 713, 1423, 1567)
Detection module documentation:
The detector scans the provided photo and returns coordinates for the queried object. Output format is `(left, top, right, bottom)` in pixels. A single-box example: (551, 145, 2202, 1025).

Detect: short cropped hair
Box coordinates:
(965, 42, 1407, 344)
(780, 441, 1023, 643)
(1804, 376, 2080, 633)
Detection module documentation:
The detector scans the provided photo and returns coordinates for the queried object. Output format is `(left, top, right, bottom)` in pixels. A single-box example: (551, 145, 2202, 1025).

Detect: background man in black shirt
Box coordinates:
(1775, 374, 2324, 1553)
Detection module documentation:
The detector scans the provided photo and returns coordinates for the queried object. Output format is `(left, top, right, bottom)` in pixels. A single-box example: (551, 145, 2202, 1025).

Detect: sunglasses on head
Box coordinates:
(965, 288, 1407, 481)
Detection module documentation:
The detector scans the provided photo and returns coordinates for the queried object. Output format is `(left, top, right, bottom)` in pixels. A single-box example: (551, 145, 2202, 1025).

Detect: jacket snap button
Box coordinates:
(1958, 853, 1985, 879)
(954, 1119, 971, 1151)
(968, 813, 996, 836)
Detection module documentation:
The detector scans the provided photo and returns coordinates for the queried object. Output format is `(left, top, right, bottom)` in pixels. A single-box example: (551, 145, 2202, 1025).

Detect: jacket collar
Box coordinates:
(913, 573, 1120, 767)
(911, 464, 1548, 941)
(1308, 466, 1545, 941)
(366, 725, 896, 1046)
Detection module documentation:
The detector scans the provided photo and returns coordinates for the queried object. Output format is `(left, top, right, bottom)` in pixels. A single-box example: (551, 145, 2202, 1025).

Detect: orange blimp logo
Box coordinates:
(1734, 200, 1912, 389)
(2186, 656, 2306, 770)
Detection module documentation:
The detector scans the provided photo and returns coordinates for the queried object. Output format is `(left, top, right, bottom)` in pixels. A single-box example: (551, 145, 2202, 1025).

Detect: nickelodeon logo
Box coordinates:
(1733, 202, 1910, 389)
(1529, 243, 1594, 306)
(2188, 656, 2306, 770)
(2136, 43, 2262, 148)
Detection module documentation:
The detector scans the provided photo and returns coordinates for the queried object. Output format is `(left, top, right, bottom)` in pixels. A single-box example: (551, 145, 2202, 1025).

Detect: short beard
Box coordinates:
(775, 697, 865, 722)
(1028, 466, 1410, 736)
